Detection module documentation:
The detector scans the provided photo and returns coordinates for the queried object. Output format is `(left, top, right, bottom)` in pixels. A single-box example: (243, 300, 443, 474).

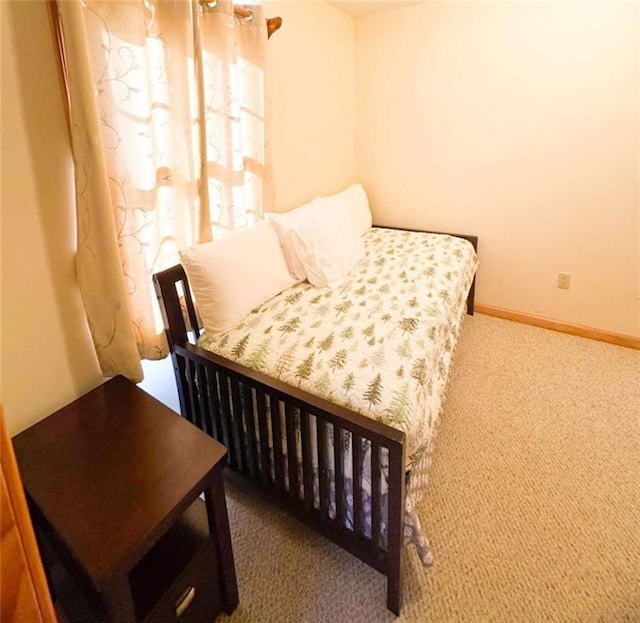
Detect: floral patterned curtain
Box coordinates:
(55, 0, 270, 381)
(200, 2, 271, 234)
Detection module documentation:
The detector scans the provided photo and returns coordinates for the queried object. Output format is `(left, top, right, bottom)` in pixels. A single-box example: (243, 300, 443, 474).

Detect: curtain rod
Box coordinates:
(201, 1, 283, 38)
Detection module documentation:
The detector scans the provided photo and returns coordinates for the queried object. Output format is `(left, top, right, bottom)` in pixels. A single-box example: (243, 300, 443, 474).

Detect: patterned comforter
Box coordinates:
(199, 227, 478, 563)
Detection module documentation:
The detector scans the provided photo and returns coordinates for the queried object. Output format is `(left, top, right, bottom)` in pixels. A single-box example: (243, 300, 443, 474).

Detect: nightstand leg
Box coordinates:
(204, 478, 239, 614)
(102, 576, 136, 623)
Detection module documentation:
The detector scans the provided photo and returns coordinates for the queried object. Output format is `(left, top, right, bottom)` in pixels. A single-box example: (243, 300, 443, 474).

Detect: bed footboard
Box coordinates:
(153, 266, 407, 614)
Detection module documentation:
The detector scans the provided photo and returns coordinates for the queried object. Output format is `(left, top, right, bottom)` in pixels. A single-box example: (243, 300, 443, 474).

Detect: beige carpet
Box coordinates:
(220, 314, 640, 623)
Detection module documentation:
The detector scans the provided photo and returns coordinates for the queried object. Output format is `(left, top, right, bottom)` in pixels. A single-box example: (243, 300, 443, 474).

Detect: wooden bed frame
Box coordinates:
(153, 227, 477, 614)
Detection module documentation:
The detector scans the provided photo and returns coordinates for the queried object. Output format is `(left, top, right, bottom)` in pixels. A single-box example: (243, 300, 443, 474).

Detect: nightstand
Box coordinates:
(13, 376, 238, 622)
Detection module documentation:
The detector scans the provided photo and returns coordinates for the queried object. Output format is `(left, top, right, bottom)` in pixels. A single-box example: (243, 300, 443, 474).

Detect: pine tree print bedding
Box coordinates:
(198, 228, 478, 563)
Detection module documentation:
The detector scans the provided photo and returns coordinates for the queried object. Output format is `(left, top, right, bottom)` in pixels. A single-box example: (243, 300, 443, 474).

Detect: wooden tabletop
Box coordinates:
(13, 376, 227, 586)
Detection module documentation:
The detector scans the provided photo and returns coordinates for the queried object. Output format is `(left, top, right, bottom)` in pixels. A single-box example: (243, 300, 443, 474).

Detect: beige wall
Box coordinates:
(356, 2, 640, 336)
(266, 0, 356, 211)
(1, 1, 104, 436)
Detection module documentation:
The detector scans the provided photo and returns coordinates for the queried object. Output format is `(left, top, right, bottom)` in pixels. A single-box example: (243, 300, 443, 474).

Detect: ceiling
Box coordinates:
(327, 1, 424, 19)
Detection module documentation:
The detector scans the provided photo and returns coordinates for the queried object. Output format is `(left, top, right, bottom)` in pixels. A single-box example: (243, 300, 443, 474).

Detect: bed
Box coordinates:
(153, 205, 478, 614)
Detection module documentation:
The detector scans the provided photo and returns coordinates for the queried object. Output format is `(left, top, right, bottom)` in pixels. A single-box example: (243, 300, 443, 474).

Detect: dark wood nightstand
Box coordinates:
(13, 376, 238, 622)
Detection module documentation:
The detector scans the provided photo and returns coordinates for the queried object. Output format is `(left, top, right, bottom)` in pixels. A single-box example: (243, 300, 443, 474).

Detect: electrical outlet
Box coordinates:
(557, 273, 571, 290)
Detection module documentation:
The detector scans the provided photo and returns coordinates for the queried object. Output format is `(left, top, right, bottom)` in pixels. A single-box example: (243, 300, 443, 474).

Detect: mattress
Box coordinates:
(198, 227, 478, 563)
(199, 228, 477, 459)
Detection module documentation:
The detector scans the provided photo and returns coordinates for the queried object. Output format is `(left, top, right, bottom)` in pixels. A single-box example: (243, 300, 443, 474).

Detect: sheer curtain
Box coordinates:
(55, 0, 270, 381)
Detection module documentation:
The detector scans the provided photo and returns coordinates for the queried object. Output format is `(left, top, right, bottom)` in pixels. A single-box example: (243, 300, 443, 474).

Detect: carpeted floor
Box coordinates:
(220, 314, 640, 623)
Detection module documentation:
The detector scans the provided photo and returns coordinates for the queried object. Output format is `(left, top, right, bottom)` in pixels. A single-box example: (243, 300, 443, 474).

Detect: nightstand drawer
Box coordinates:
(146, 542, 221, 623)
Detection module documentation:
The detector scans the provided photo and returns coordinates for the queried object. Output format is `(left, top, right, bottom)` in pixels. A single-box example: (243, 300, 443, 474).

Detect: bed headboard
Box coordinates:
(153, 265, 201, 351)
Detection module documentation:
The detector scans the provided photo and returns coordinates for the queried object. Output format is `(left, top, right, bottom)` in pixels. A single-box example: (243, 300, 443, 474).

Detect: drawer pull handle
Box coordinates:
(175, 586, 196, 617)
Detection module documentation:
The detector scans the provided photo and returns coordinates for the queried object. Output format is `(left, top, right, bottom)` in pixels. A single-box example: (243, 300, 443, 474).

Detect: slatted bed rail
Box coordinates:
(153, 265, 408, 614)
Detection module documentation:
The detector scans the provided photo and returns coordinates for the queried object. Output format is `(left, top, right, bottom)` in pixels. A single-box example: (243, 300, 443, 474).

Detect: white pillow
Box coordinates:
(321, 184, 372, 235)
(266, 198, 325, 280)
(288, 202, 365, 288)
(267, 185, 370, 287)
(179, 221, 298, 335)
